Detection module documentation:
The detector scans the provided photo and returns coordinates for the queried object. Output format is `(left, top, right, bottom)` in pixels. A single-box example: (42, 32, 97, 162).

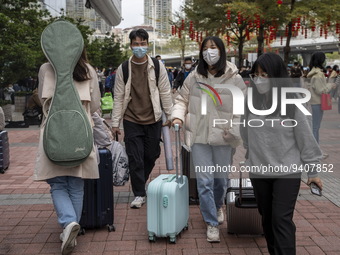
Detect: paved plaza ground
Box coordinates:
(0, 101, 339, 254)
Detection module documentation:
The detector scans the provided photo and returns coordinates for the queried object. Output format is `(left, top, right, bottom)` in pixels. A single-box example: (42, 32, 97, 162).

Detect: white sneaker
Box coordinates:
(207, 224, 220, 243)
(217, 208, 224, 225)
(130, 196, 146, 209)
(61, 222, 80, 255)
(60, 233, 77, 246)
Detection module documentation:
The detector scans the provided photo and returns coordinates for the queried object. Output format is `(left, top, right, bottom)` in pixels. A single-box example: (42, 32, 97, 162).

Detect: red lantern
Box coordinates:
(171, 25, 175, 35)
(181, 19, 185, 30)
(320, 26, 323, 37)
(189, 21, 193, 33)
(246, 29, 250, 40)
(305, 27, 307, 38)
(311, 19, 315, 32)
(280, 36, 283, 45)
(297, 17, 301, 29)
(178, 30, 181, 39)
(226, 10, 231, 20)
(277, 0, 283, 8)
(237, 12, 242, 25)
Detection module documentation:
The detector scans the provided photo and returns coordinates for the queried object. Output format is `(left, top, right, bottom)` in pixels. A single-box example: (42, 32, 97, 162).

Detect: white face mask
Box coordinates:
(203, 48, 220, 66)
(254, 77, 271, 94)
(184, 64, 192, 70)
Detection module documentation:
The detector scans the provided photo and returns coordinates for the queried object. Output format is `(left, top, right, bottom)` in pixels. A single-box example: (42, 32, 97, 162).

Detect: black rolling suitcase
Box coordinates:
(79, 148, 115, 233)
(0, 130, 10, 174)
(226, 162, 263, 235)
(182, 145, 199, 205)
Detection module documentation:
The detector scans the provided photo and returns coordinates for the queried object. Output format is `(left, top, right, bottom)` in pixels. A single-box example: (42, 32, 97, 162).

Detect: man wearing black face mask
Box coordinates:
(173, 57, 194, 92)
(111, 29, 173, 209)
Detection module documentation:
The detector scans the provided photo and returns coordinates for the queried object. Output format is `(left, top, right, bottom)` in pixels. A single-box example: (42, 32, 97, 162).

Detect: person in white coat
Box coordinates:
(172, 36, 246, 243)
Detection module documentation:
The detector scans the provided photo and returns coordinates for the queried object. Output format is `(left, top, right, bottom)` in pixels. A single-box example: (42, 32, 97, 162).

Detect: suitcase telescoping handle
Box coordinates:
(174, 124, 184, 184)
(235, 161, 257, 209)
(239, 161, 244, 205)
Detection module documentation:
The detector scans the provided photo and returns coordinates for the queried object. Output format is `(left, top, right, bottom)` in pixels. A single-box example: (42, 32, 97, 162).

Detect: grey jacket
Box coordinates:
(240, 108, 322, 178)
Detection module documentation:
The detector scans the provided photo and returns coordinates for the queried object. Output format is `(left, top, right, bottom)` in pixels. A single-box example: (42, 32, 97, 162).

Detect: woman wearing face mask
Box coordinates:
(240, 52, 323, 255)
(172, 36, 246, 243)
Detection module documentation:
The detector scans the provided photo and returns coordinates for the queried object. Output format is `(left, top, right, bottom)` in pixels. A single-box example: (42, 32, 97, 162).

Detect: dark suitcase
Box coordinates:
(181, 145, 199, 205)
(0, 130, 10, 173)
(24, 116, 42, 126)
(226, 167, 263, 235)
(79, 148, 115, 233)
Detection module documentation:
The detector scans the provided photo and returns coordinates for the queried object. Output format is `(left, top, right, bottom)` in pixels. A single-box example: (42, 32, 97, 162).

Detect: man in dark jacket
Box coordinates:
(173, 57, 194, 91)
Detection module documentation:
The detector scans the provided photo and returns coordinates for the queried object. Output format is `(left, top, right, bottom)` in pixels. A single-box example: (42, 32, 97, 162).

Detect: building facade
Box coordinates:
(144, 0, 172, 37)
(41, 0, 112, 34)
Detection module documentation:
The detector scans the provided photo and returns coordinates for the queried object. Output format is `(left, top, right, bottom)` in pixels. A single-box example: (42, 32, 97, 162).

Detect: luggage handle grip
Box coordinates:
(239, 161, 245, 205)
(174, 124, 183, 184)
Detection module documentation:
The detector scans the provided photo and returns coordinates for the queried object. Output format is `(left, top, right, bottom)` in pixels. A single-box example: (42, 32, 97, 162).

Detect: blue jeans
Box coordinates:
(192, 143, 232, 227)
(311, 104, 324, 143)
(47, 176, 84, 228)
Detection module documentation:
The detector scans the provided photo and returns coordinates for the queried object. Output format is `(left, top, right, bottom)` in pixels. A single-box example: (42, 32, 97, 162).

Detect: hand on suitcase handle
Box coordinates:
(162, 120, 172, 128)
(111, 127, 121, 137)
(172, 118, 183, 129)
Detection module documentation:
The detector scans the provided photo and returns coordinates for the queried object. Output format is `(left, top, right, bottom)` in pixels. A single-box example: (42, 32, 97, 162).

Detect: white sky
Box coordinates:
(117, 0, 184, 29)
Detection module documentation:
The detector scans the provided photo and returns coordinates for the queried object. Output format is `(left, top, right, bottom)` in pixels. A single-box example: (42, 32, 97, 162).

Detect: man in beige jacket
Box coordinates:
(112, 29, 172, 208)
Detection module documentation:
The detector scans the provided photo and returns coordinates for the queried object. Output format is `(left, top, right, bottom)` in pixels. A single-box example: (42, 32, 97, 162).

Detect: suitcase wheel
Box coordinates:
(169, 236, 176, 244)
(148, 234, 156, 242)
(108, 225, 115, 232)
(78, 228, 85, 235)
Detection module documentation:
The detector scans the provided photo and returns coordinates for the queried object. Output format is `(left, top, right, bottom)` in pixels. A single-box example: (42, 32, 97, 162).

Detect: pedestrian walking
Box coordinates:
(173, 57, 194, 92)
(307, 52, 335, 158)
(241, 52, 323, 255)
(111, 28, 172, 209)
(172, 36, 246, 242)
(34, 45, 100, 255)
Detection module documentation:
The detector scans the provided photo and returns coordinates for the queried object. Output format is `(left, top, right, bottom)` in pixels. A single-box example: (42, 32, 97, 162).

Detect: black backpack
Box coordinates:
(121, 58, 160, 86)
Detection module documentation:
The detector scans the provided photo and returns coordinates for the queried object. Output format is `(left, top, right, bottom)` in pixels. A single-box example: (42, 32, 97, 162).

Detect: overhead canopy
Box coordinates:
(85, 0, 122, 27)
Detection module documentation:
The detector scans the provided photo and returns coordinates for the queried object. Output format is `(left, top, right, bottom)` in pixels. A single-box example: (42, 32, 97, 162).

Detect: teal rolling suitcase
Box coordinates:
(147, 124, 189, 243)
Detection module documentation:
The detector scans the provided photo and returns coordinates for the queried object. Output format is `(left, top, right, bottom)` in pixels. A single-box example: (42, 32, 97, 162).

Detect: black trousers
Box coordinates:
(250, 175, 301, 255)
(123, 119, 162, 196)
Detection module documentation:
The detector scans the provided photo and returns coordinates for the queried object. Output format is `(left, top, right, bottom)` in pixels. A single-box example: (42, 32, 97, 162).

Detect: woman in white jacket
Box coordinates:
(172, 36, 246, 243)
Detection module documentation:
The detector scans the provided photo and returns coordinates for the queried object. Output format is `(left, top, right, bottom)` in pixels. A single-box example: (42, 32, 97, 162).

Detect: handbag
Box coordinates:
(100, 92, 114, 111)
(321, 93, 332, 110)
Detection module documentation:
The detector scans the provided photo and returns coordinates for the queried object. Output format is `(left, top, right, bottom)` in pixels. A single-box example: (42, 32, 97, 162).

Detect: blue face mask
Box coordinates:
(132, 46, 148, 59)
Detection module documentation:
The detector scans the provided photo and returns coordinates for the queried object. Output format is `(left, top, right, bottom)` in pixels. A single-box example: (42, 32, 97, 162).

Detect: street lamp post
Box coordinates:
(152, 0, 156, 57)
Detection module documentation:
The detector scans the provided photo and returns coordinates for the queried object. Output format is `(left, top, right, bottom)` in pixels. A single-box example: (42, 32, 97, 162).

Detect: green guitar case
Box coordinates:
(41, 19, 93, 167)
